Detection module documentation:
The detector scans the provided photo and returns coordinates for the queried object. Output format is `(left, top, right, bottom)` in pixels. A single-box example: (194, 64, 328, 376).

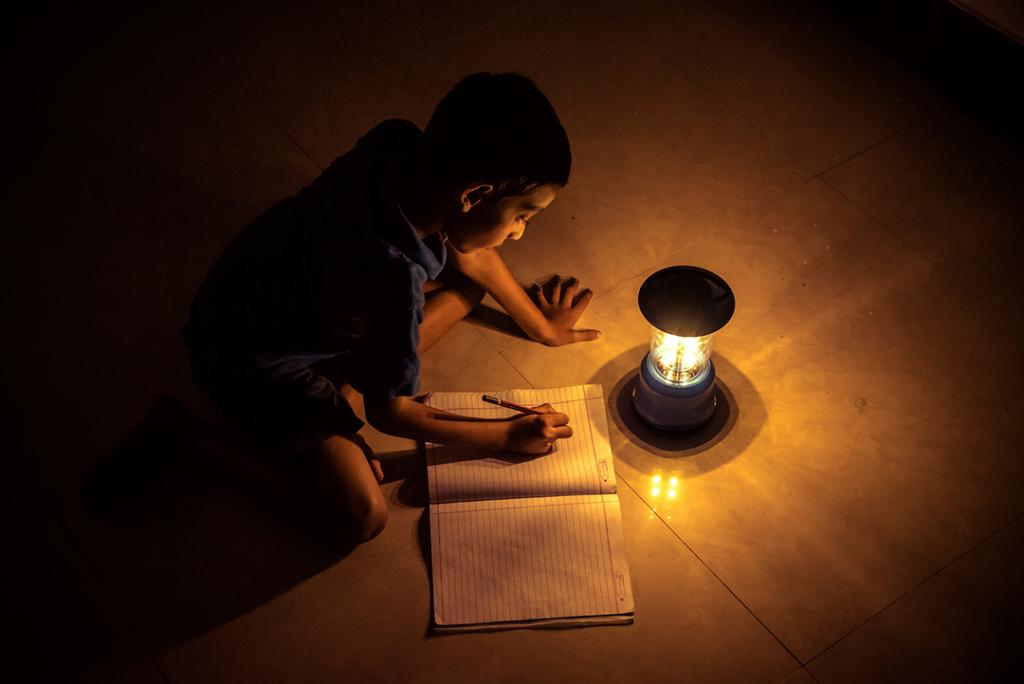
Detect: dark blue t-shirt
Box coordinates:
(186, 119, 446, 402)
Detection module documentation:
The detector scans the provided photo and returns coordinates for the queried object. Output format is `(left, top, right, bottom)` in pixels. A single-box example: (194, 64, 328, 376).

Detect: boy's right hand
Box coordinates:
(504, 404, 572, 454)
(529, 275, 601, 346)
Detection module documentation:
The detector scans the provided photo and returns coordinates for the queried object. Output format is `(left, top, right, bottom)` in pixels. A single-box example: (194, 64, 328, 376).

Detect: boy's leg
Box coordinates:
(308, 434, 388, 542)
(419, 267, 485, 354)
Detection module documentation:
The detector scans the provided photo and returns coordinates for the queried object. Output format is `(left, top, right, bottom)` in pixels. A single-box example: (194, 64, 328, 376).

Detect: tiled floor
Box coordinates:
(9, 1, 1023, 682)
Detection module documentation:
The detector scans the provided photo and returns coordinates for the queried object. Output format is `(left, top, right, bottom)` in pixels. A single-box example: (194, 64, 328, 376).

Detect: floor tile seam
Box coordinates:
(818, 113, 1022, 312)
(570, 58, 820, 239)
(486, 211, 763, 354)
(815, 118, 920, 178)
(673, 61, 821, 181)
(674, 47, 937, 185)
(495, 349, 538, 390)
(276, 120, 324, 172)
(649, 173, 815, 272)
(617, 473, 807, 668)
(714, 172, 821, 234)
(544, 174, 816, 303)
(151, 654, 171, 684)
(802, 507, 1024, 670)
(778, 665, 823, 684)
(424, 346, 508, 388)
(283, 5, 525, 158)
(472, 318, 506, 355)
(817, 172, 944, 273)
(567, 214, 756, 306)
(489, 250, 671, 344)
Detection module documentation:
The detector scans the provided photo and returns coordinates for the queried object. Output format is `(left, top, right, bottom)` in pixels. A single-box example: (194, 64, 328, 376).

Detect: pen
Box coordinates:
(481, 394, 545, 415)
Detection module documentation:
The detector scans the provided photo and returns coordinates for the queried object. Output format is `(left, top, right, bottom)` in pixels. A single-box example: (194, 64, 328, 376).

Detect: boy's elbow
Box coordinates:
(364, 396, 405, 433)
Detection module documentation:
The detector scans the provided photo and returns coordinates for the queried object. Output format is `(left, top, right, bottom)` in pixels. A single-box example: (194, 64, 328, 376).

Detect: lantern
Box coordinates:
(632, 266, 735, 431)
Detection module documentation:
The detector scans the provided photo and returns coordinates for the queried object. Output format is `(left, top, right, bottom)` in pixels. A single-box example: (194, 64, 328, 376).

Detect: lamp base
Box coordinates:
(632, 353, 717, 431)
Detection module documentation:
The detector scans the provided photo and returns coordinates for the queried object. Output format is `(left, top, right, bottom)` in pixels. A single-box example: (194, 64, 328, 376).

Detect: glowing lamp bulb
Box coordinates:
(632, 265, 735, 431)
(650, 329, 714, 386)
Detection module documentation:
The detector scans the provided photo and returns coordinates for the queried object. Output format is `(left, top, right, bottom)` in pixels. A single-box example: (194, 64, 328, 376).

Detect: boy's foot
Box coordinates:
(344, 431, 384, 483)
(369, 458, 384, 482)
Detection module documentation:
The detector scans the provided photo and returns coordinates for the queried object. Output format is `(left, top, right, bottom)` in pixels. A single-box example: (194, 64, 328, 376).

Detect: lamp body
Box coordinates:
(633, 341, 718, 432)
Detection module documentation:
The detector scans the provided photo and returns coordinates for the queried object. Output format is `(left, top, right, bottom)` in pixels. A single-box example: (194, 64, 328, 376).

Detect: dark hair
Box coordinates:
(423, 72, 571, 200)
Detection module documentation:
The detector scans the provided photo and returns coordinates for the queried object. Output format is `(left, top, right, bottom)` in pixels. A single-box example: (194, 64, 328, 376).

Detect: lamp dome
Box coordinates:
(637, 266, 735, 337)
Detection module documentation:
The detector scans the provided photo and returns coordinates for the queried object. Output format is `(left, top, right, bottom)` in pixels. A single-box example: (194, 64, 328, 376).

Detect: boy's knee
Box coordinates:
(311, 435, 388, 542)
(353, 495, 388, 541)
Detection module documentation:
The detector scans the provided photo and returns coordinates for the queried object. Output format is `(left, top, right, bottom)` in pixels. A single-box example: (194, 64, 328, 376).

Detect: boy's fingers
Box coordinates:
(561, 278, 579, 307)
(531, 282, 549, 305)
(572, 287, 593, 305)
(532, 403, 556, 414)
(550, 276, 564, 303)
(572, 328, 601, 343)
(551, 425, 573, 439)
(544, 412, 571, 427)
(570, 288, 593, 313)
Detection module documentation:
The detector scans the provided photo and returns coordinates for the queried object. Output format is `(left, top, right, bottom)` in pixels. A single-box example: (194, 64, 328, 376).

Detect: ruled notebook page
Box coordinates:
(425, 384, 634, 629)
(425, 384, 616, 504)
(430, 494, 633, 627)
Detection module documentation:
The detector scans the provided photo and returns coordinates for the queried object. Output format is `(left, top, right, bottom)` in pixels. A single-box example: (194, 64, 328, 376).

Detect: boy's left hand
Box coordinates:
(529, 275, 601, 346)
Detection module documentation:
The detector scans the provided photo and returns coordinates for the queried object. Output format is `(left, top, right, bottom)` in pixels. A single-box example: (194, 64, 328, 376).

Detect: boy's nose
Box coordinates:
(508, 228, 525, 241)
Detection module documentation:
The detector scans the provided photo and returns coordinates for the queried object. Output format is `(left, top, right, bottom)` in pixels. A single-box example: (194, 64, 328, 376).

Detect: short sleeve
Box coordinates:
(343, 262, 422, 399)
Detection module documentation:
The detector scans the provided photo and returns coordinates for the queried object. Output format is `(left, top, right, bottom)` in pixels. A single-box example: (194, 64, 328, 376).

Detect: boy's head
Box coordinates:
(422, 72, 571, 251)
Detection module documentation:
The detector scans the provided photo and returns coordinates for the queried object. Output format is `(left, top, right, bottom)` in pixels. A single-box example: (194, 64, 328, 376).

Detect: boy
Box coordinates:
(185, 72, 599, 543)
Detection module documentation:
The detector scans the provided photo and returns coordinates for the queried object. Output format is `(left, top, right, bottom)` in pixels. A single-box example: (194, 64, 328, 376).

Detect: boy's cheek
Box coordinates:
(450, 228, 500, 252)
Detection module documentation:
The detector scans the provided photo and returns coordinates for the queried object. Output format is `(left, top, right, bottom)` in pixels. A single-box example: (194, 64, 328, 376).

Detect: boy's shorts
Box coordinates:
(186, 334, 365, 464)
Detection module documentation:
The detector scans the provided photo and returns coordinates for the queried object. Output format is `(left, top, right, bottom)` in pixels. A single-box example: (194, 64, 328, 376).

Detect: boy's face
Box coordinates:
(445, 183, 558, 252)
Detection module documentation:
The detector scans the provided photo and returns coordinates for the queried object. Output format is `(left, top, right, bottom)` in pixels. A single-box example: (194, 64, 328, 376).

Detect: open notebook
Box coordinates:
(425, 384, 634, 631)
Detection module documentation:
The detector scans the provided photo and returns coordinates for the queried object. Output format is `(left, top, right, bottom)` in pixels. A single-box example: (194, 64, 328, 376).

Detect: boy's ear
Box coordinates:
(459, 182, 494, 213)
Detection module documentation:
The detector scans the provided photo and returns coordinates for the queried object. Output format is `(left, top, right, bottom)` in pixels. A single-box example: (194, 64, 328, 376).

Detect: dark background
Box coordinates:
(5, 1, 1022, 681)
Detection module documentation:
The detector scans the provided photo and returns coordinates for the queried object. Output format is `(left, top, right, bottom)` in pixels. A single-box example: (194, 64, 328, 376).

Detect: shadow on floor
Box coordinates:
(609, 370, 738, 454)
(590, 345, 767, 477)
(468, 303, 529, 339)
(78, 396, 355, 661)
(382, 449, 438, 636)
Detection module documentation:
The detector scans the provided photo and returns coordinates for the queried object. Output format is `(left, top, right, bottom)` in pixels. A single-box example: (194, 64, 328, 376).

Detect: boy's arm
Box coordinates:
(364, 395, 571, 454)
(448, 247, 600, 346)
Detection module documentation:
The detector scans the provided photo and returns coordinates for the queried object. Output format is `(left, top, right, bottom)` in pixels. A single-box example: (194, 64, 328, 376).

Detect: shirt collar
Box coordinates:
(377, 144, 447, 280)
(396, 201, 447, 280)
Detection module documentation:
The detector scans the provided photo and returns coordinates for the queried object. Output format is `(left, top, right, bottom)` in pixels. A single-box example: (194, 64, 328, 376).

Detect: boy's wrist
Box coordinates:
(527, 321, 556, 346)
(474, 420, 514, 451)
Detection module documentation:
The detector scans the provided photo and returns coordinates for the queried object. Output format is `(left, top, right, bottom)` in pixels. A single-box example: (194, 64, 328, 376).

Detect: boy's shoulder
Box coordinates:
(353, 118, 422, 156)
(315, 118, 421, 197)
